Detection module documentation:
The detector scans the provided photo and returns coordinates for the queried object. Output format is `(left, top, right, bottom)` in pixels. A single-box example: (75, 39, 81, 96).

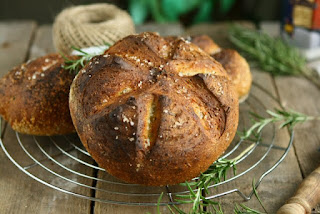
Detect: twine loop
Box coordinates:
(53, 3, 135, 55)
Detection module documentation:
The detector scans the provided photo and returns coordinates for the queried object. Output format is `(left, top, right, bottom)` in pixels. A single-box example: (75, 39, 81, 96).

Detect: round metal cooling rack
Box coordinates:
(0, 82, 294, 206)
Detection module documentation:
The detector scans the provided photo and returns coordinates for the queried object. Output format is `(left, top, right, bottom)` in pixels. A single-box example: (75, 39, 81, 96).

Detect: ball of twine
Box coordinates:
(53, 3, 135, 55)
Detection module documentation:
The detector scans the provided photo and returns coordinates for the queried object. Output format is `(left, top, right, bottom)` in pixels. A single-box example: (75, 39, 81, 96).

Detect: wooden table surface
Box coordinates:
(0, 20, 319, 214)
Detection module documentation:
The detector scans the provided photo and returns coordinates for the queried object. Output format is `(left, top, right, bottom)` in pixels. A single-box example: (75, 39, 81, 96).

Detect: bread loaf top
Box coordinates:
(69, 32, 239, 186)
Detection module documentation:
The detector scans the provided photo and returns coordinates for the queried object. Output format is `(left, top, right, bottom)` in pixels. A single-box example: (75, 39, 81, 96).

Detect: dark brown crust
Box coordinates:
(0, 54, 76, 135)
(69, 32, 239, 186)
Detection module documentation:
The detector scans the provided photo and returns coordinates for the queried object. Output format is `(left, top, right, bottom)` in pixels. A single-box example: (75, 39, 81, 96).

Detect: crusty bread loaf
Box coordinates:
(69, 32, 239, 186)
(0, 54, 76, 135)
(190, 35, 252, 102)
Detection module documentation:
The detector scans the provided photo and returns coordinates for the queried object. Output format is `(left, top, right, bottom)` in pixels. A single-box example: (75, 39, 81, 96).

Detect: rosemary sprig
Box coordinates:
(193, 158, 237, 191)
(156, 177, 267, 214)
(165, 189, 222, 214)
(229, 24, 320, 89)
(238, 109, 319, 141)
(175, 181, 219, 208)
(61, 45, 109, 73)
(160, 181, 267, 214)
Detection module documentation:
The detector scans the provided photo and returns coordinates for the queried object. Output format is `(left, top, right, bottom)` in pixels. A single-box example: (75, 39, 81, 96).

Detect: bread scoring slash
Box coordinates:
(69, 32, 239, 186)
(190, 35, 252, 102)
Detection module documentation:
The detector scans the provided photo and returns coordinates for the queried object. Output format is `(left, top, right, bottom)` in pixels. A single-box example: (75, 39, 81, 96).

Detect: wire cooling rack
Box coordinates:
(0, 82, 294, 206)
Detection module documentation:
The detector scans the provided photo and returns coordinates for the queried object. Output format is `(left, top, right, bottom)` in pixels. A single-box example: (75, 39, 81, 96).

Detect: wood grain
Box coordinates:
(276, 76, 320, 177)
(93, 171, 170, 214)
(0, 24, 92, 214)
(277, 165, 320, 214)
(184, 21, 255, 49)
(29, 24, 56, 58)
(0, 21, 37, 213)
(0, 21, 36, 77)
(136, 23, 184, 36)
(0, 128, 92, 214)
(275, 74, 320, 213)
(261, 21, 320, 212)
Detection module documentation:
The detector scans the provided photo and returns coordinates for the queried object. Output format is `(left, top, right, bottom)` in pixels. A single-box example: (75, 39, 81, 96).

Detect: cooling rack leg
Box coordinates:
(166, 185, 173, 203)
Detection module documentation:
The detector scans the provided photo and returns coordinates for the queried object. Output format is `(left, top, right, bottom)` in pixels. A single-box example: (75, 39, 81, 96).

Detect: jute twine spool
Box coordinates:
(53, 3, 135, 55)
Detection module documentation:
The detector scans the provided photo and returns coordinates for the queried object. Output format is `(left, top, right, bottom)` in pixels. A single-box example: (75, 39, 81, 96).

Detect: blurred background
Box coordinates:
(0, 0, 281, 25)
(2, 0, 320, 52)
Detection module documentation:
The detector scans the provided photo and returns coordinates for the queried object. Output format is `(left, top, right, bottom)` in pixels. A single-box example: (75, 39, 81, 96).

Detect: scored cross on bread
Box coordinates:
(69, 32, 239, 186)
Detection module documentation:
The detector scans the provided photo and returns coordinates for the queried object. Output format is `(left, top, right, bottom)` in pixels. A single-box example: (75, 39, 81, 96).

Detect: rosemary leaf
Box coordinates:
(239, 109, 319, 141)
(61, 45, 109, 74)
(234, 203, 265, 214)
(157, 192, 164, 214)
(167, 204, 176, 214)
(229, 24, 320, 89)
(171, 204, 186, 214)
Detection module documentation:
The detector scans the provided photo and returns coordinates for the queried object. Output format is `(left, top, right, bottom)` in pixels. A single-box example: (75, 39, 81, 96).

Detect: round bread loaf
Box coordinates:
(190, 35, 252, 102)
(69, 32, 239, 186)
(0, 54, 76, 135)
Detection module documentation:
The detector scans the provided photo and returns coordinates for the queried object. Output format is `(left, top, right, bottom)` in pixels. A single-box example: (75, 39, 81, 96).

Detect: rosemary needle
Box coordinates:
(61, 45, 109, 74)
(252, 179, 268, 213)
(229, 24, 320, 89)
(238, 109, 320, 141)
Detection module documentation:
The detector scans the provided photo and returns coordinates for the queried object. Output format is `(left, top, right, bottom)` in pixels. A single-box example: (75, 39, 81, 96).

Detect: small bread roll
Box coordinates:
(0, 54, 76, 135)
(69, 32, 239, 186)
(191, 35, 221, 55)
(190, 35, 252, 102)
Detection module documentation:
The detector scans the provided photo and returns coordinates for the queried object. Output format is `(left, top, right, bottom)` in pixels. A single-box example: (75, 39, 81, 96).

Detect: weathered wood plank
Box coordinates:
(261, 21, 320, 178)
(94, 172, 170, 214)
(260, 21, 281, 37)
(0, 128, 92, 214)
(0, 24, 92, 214)
(261, 21, 320, 212)
(275, 76, 320, 177)
(0, 21, 36, 77)
(184, 21, 255, 48)
(29, 24, 56, 58)
(0, 20, 36, 213)
(136, 23, 184, 36)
